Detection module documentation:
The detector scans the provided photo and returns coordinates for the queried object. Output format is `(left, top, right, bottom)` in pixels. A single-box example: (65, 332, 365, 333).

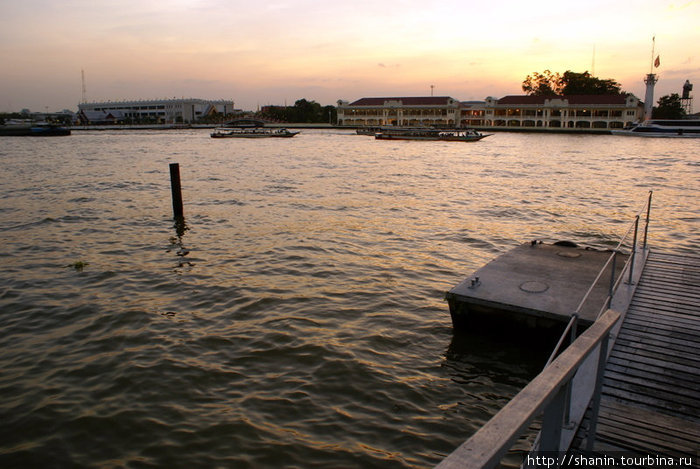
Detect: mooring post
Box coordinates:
(643, 190, 653, 250)
(169, 163, 184, 219)
(627, 215, 639, 285)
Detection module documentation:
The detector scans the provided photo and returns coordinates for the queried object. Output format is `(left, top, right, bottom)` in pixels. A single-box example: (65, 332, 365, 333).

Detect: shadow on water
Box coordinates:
(445, 326, 553, 389)
(443, 321, 568, 467)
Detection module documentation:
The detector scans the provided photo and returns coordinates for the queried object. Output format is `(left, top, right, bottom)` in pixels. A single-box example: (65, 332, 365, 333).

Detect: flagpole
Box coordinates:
(650, 36, 655, 74)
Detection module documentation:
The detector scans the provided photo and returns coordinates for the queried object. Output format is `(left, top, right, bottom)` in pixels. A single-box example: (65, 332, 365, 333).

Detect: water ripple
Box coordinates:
(0, 130, 697, 468)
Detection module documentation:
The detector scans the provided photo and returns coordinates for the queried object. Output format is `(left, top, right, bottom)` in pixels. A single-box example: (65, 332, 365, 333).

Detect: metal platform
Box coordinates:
(446, 242, 628, 331)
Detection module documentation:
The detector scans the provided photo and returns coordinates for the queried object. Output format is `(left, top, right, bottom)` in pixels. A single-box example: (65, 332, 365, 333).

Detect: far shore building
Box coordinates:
(482, 94, 643, 129)
(338, 94, 643, 130)
(336, 96, 461, 127)
(77, 98, 236, 124)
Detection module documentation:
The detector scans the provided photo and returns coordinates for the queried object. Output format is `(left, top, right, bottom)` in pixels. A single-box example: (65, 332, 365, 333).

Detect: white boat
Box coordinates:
(611, 119, 700, 137)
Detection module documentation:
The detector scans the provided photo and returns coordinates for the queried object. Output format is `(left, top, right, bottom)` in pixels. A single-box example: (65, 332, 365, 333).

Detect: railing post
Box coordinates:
(539, 384, 567, 466)
(563, 314, 578, 427)
(627, 215, 639, 285)
(643, 190, 652, 250)
(608, 251, 617, 308)
(586, 330, 611, 451)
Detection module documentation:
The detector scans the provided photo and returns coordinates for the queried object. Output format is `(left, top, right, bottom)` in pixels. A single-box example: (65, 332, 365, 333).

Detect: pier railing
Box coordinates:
(436, 192, 654, 469)
(544, 190, 653, 368)
(436, 309, 620, 469)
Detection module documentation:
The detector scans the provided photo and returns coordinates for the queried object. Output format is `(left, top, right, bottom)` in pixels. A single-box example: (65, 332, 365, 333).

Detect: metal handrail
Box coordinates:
(579, 191, 653, 321)
(544, 191, 652, 365)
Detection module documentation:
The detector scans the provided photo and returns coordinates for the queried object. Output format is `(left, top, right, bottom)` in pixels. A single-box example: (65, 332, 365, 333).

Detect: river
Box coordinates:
(0, 129, 698, 468)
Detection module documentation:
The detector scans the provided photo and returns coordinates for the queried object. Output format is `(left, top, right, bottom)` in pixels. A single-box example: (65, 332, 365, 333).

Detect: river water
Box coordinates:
(0, 129, 698, 468)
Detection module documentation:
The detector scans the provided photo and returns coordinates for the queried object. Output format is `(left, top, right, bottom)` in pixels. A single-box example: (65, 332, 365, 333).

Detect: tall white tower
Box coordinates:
(643, 73, 657, 121)
(643, 37, 660, 121)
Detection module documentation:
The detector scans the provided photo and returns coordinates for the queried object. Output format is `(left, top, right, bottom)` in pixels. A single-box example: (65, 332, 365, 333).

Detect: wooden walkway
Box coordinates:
(570, 251, 700, 463)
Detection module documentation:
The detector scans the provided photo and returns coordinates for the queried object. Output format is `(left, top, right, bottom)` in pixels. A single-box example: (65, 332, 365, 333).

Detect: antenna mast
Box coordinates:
(81, 69, 87, 103)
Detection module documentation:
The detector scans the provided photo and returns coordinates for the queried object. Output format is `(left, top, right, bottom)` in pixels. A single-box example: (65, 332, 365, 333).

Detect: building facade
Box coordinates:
(481, 95, 643, 129)
(77, 98, 236, 124)
(338, 94, 643, 130)
(337, 96, 461, 127)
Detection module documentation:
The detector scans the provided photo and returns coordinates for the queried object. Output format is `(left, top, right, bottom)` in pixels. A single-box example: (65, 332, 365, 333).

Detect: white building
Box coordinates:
(337, 96, 461, 127)
(78, 98, 236, 124)
(481, 94, 643, 129)
(338, 94, 643, 130)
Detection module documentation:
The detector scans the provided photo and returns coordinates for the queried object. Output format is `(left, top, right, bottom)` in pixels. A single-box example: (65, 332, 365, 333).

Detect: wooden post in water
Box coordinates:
(169, 163, 184, 219)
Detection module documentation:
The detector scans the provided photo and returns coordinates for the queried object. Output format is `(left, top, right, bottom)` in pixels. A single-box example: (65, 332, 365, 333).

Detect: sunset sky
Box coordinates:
(1, 0, 698, 112)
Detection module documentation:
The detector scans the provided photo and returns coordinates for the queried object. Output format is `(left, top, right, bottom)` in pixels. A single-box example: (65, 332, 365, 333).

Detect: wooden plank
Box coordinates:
(606, 356, 700, 383)
(599, 400, 700, 439)
(606, 350, 700, 376)
(593, 423, 698, 456)
(611, 342, 700, 365)
(641, 267, 700, 279)
(605, 363, 699, 389)
(642, 265, 700, 277)
(630, 294, 700, 310)
(600, 386, 698, 418)
(622, 313, 700, 332)
(595, 416, 698, 452)
(620, 314, 699, 332)
(613, 339, 700, 362)
(638, 274, 700, 288)
(618, 318, 700, 340)
(603, 373, 700, 404)
(632, 291, 700, 306)
(603, 371, 700, 405)
(632, 297, 700, 312)
(647, 252, 700, 266)
(624, 307, 700, 324)
(632, 292, 700, 309)
(615, 330, 700, 351)
(642, 263, 700, 275)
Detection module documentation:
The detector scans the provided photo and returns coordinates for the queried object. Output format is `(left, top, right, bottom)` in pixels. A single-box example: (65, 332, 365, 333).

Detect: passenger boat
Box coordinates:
(210, 127, 299, 138)
(611, 119, 700, 137)
(374, 128, 490, 142)
(356, 126, 383, 135)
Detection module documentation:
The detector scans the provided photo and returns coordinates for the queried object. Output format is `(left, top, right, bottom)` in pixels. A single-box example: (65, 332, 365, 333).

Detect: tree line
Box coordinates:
(258, 99, 337, 123)
(522, 70, 687, 119)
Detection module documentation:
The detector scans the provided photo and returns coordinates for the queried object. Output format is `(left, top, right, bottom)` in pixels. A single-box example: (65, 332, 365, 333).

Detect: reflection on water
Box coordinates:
(0, 130, 698, 468)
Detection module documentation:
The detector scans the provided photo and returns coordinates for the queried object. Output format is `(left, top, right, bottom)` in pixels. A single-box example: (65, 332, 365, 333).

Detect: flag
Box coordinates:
(654, 55, 660, 68)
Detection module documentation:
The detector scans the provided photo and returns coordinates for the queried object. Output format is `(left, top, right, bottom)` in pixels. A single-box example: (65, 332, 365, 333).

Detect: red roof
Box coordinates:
(498, 95, 631, 105)
(349, 96, 456, 106)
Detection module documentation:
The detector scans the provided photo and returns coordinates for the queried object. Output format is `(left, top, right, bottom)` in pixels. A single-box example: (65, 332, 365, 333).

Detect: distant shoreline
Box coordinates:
(70, 123, 614, 134)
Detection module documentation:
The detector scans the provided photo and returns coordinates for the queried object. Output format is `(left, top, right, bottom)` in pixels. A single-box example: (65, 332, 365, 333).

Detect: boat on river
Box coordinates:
(374, 128, 490, 142)
(611, 119, 700, 137)
(356, 127, 382, 135)
(0, 121, 71, 137)
(211, 127, 299, 138)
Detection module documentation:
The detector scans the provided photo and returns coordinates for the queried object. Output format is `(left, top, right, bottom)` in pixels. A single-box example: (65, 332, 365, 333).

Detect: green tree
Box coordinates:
(522, 70, 623, 96)
(322, 105, 337, 124)
(522, 70, 562, 95)
(653, 93, 686, 119)
(258, 99, 337, 123)
(560, 71, 622, 95)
